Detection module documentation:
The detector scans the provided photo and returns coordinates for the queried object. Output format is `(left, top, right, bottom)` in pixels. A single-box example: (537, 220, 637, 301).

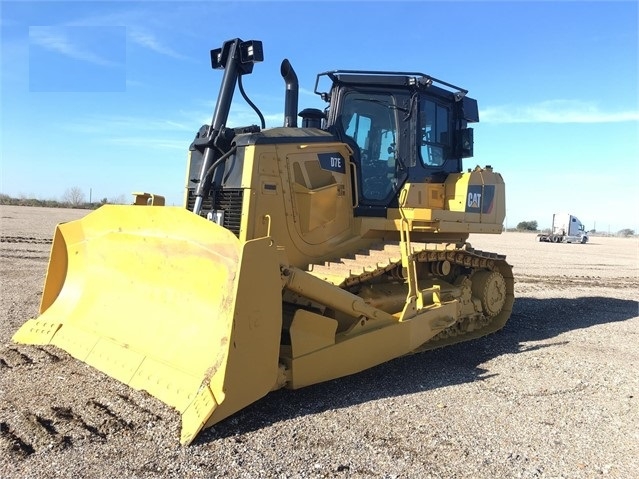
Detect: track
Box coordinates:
(308, 241, 515, 351)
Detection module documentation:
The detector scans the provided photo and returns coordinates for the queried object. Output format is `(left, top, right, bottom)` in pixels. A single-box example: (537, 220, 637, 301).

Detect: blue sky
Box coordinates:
(1, 1, 637, 233)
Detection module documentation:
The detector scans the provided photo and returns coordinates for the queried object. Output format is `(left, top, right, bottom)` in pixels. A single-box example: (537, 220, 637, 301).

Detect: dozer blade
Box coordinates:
(13, 205, 283, 445)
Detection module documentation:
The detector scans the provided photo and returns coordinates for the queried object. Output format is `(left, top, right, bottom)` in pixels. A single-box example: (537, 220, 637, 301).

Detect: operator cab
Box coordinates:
(314, 71, 479, 217)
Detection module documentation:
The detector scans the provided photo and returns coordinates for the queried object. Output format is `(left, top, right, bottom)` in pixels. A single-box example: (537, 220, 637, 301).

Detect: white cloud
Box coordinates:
(61, 115, 194, 134)
(179, 104, 286, 129)
(125, 79, 145, 88)
(299, 87, 318, 97)
(227, 111, 285, 129)
(56, 114, 195, 151)
(481, 100, 639, 124)
(52, 8, 191, 61)
(105, 137, 187, 150)
(128, 30, 188, 60)
(29, 26, 119, 67)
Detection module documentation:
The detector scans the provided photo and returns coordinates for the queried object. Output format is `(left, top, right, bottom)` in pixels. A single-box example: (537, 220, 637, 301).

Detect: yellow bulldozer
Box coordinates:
(13, 38, 514, 445)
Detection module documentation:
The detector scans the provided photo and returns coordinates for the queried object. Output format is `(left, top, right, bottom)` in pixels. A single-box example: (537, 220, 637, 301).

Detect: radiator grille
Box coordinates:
(214, 189, 243, 236)
(186, 189, 214, 212)
(186, 188, 244, 237)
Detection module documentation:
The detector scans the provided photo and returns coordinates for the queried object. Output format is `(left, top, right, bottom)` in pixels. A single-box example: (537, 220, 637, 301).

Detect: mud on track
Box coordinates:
(1, 205, 638, 478)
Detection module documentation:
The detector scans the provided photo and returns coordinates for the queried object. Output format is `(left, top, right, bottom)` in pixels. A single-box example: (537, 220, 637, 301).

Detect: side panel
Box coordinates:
(241, 141, 374, 268)
(286, 150, 351, 244)
(391, 166, 505, 235)
(444, 168, 505, 226)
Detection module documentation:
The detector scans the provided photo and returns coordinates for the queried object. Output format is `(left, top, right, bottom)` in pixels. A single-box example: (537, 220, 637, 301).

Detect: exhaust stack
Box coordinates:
(281, 59, 299, 128)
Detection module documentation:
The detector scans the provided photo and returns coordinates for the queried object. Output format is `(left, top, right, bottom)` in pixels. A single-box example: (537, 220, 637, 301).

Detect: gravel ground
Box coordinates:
(1, 205, 638, 478)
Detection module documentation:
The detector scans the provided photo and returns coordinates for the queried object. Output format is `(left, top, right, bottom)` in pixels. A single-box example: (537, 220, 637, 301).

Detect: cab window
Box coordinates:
(420, 99, 450, 167)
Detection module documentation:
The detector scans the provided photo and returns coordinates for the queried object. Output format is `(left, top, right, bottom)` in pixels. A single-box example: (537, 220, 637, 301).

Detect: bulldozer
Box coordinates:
(13, 38, 514, 445)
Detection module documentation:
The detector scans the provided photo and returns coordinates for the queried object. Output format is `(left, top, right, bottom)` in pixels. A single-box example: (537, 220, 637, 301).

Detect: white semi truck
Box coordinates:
(537, 213, 589, 243)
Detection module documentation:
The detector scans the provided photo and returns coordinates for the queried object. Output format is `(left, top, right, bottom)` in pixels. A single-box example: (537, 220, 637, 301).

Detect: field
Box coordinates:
(1, 204, 637, 478)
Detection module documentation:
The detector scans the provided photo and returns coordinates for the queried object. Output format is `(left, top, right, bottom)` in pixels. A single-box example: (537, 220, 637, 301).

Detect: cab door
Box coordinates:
(338, 90, 408, 215)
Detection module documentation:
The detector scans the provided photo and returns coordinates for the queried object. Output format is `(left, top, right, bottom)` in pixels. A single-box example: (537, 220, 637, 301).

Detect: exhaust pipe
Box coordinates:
(281, 59, 299, 128)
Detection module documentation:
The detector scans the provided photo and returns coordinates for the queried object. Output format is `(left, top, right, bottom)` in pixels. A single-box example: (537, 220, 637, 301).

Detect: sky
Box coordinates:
(1, 0, 638, 233)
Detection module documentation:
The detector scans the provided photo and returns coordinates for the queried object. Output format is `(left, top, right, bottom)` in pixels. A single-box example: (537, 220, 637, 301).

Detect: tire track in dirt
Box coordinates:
(0, 236, 51, 261)
(0, 236, 52, 245)
(515, 274, 638, 290)
(0, 251, 50, 261)
(0, 345, 176, 457)
(0, 346, 63, 368)
(1, 384, 174, 457)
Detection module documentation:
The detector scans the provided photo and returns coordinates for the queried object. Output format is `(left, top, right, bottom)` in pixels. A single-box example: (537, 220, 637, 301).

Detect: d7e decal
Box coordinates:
(318, 152, 346, 174)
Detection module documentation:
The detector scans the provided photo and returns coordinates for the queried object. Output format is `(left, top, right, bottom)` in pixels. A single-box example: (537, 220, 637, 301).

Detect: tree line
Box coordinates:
(0, 188, 128, 209)
(513, 220, 635, 237)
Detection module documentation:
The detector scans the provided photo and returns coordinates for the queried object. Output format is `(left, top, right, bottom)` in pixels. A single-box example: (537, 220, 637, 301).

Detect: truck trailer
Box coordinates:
(537, 213, 589, 243)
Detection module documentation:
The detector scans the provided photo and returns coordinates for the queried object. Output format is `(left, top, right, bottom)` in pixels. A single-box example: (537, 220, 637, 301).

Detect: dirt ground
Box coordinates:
(1, 205, 637, 478)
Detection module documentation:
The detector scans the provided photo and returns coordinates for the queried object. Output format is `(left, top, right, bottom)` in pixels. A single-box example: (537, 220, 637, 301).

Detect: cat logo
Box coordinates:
(467, 192, 481, 208)
(465, 184, 495, 213)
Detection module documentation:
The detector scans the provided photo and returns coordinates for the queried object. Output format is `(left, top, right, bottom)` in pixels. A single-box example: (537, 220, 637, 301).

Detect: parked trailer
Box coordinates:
(537, 213, 589, 243)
